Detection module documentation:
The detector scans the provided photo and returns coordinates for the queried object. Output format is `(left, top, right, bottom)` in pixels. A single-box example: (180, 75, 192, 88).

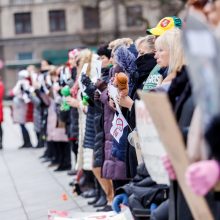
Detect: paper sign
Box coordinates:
(139, 91, 214, 220)
(135, 100, 169, 185)
(110, 112, 128, 143)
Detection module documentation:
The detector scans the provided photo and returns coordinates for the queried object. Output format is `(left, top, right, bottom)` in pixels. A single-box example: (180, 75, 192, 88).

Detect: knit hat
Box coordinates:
(97, 44, 112, 59)
(68, 49, 80, 58)
(18, 70, 29, 78)
(146, 16, 182, 36)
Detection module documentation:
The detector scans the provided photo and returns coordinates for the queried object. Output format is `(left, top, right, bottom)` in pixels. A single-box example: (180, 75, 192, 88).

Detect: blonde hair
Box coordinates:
(77, 49, 93, 77)
(48, 65, 58, 76)
(109, 38, 133, 52)
(135, 35, 156, 54)
(155, 28, 185, 74)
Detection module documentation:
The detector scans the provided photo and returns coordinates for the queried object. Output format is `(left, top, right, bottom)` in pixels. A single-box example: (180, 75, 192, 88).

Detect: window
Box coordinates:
(126, 5, 143, 27)
(83, 6, 100, 29)
(49, 10, 66, 32)
(14, 12, 32, 34)
(17, 52, 33, 60)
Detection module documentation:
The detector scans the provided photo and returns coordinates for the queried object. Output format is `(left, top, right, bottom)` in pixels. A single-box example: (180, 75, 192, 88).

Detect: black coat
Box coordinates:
(168, 69, 220, 220)
(83, 105, 95, 149)
(125, 53, 157, 177)
(167, 67, 194, 220)
(116, 163, 169, 212)
(93, 67, 110, 167)
(59, 107, 79, 139)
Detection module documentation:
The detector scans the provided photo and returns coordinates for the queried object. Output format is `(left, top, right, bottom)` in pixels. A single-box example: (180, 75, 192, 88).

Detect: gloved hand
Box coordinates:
(185, 160, 220, 196)
(94, 90, 100, 101)
(95, 79, 107, 92)
(112, 193, 129, 213)
(81, 74, 92, 87)
(161, 155, 176, 180)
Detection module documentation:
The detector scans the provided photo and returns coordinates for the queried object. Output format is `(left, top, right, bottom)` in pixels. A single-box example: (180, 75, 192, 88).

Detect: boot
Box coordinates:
(88, 178, 100, 205)
(93, 187, 107, 208)
(19, 124, 32, 149)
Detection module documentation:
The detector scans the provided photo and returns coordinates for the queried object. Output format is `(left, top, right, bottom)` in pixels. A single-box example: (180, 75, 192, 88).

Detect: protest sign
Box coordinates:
(49, 207, 134, 220)
(135, 100, 169, 184)
(182, 15, 220, 129)
(110, 111, 128, 143)
(139, 91, 214, 220)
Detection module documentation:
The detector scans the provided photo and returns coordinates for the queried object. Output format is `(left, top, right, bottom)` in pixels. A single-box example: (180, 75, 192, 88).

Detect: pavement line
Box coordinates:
(0, 152, 30, 220)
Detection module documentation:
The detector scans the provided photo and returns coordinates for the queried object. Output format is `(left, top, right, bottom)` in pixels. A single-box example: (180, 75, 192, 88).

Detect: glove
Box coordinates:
(161, 155, 176, 180)
(185, 160, 220, 196)
(95, 79, 107, 92)
(112, 193, 129, 213)
(94, 90, 100, 101)
(81, 74, 92, 87)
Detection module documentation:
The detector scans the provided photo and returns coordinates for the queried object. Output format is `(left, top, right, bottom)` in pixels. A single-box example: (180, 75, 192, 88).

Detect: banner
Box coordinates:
(135, 100, 169, 185)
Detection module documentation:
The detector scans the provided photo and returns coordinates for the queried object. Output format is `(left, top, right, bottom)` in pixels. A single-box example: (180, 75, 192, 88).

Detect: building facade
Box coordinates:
(0, 0, 160, 92)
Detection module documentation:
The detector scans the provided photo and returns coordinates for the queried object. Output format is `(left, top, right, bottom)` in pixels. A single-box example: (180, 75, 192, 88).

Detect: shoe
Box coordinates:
(96, 205, 113, 212)
(67, 169, 77, 176)
(69, 181, 74, 187)
(54, 165, 71, 172)
(48, 162, 59, 168)
(18, 143, 33, 149)
(82, 189, 97, 198)
(41, 157, 52, 163)
(93, 195, 107, 208)
(39, 154, 47, 159)
(88, 196, 100, 205)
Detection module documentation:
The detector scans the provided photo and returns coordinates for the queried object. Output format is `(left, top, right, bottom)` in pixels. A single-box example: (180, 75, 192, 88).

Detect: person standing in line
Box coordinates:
(0, 76, 4, 149)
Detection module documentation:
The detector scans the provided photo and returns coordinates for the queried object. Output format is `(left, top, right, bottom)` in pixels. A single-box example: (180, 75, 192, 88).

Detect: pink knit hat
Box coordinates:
(68, 49, 80, 58)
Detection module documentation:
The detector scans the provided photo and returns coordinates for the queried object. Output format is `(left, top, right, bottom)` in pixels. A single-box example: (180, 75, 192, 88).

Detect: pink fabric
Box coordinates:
(46, 98, 68, 142)
(0, 81, 4, 122)
(161, 155, 177, 180)
(185, 160, 220, 196)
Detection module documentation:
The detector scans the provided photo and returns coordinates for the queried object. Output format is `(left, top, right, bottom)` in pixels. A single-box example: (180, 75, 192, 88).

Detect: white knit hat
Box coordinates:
(18, 70, 29, 78)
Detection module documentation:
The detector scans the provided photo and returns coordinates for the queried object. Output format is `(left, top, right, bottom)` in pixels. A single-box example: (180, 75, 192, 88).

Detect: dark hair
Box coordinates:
(97, 44, 112, 59)
(188, 0, 209, 8)
(43, 59, 53, 65)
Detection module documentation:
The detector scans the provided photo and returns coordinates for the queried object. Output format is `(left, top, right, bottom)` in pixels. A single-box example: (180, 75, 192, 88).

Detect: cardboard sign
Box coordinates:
(139, 91, 213, 220)
(135, 100, 169, 184)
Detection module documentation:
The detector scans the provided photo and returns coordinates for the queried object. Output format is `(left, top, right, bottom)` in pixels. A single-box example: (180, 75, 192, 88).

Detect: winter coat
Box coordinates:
(59, 107, 79, 140)
(0, 81, 4, 123)
(12, 79, 33, 124)
(115, 163, 169, 213)
(28, 91, 42, 133)
(100, 89, 127, 180)
(93, 67, 110, 168)
(168, 67, 220, 220)
(46, 98, 68, 142)
(83, 105, 95, 149)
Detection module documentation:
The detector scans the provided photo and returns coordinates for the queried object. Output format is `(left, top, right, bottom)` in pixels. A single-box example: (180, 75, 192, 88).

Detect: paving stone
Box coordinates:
(0, 107, 99, 219)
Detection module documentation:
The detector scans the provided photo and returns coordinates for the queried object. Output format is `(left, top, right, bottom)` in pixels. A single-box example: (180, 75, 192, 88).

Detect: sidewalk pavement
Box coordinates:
(0, 107, 97, 220)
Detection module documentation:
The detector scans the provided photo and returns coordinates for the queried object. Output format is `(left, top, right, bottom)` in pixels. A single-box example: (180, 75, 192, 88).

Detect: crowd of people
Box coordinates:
(6, 0, 220, 219)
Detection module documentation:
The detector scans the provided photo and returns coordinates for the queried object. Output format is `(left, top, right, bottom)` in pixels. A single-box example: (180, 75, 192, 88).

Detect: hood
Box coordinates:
(135, 53, 157, 85)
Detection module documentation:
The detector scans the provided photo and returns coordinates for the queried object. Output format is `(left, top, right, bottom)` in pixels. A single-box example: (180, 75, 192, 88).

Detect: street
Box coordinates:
(0, 107, 96, 220)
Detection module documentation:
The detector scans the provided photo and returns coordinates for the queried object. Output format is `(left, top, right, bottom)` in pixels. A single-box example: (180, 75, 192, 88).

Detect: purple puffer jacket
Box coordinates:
(100, 89, 127, 180)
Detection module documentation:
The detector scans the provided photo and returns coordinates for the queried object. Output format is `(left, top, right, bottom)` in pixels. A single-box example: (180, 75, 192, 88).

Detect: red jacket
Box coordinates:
(0, 81, 4, 122)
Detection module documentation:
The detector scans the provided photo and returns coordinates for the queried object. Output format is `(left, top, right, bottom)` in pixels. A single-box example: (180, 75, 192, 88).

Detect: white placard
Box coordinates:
(135, 100, 169, 185)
